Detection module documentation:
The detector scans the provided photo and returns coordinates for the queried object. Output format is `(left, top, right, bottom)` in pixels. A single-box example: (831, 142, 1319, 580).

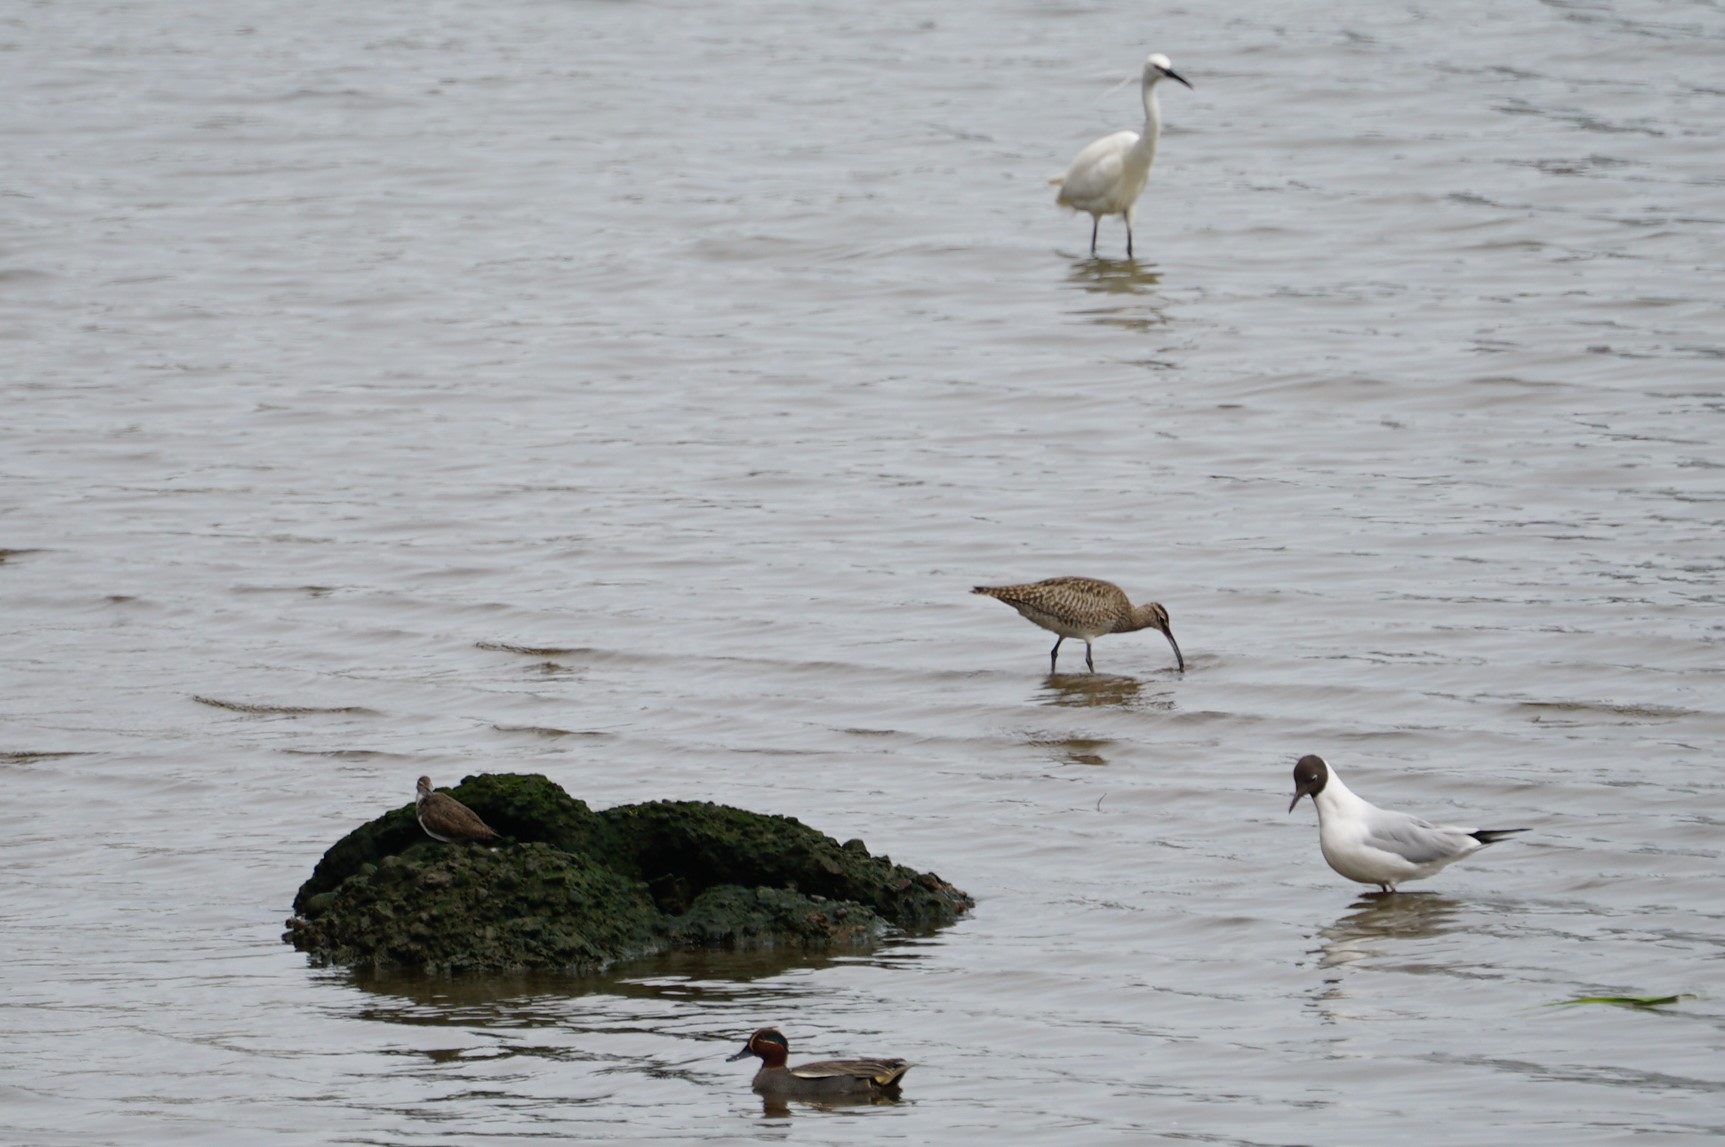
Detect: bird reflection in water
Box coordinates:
(1063, 260, 1171, 334)
(1024, 733, 1114, 767)
(1065, 258, 1165, 296)
(1041, 671, 1140, 708)
(754, 1090, 907, 1118)
(1038, 672, 1175, 713)
(1315, 893, 1463, 971)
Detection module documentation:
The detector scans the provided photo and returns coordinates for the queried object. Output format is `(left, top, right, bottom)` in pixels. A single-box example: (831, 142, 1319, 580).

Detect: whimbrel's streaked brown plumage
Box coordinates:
(415, 776, 501, 843)
(972, 576, 1183, 673)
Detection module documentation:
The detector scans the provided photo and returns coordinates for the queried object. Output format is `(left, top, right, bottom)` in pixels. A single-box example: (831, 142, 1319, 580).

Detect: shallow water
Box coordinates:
(4, 0, 1724, 1143)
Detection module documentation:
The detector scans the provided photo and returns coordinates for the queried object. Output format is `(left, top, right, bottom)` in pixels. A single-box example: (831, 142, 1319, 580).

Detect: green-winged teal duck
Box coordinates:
(726, 1028, 910, 1098)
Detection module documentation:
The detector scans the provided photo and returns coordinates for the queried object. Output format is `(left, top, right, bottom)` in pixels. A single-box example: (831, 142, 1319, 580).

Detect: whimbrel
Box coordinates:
(972, 576, 1183, 673)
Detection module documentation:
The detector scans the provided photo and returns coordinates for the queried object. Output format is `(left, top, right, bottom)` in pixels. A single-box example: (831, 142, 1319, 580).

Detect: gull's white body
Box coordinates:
(1056, 52, 1190, 257)
(1290, 756, 1525, 892)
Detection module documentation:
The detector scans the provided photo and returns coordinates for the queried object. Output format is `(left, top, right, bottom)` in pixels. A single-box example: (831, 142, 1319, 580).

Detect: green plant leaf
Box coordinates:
(1546, 993, 1696, 1008)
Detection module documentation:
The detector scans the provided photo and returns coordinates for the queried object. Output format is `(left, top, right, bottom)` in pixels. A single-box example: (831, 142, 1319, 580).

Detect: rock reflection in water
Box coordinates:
(342, 945, 880, 1015)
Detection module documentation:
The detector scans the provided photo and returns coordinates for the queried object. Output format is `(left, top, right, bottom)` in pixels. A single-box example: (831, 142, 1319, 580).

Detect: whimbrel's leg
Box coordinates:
(1049, 637, 1064, 673)
(1084, 641, 1096, 672)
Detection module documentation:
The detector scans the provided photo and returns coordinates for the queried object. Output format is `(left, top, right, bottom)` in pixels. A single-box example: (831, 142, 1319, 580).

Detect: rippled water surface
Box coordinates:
(5, 0, 1724, 1142)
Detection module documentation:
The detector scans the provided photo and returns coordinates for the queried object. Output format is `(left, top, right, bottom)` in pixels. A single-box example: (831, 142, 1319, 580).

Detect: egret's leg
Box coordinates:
(1125, 219, 1134, 259)
(1089, 217, 1099, 256)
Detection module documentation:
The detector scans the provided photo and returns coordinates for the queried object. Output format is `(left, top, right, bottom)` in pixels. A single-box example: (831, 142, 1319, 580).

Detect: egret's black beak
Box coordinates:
(1165, 68, 1193, 90)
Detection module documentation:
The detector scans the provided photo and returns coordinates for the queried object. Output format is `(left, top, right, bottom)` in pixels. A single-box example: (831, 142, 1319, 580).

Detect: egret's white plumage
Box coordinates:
(1055, 52, 1191, 258)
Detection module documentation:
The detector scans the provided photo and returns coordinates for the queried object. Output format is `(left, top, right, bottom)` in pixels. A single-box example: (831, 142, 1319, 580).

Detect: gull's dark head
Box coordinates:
(1289, 755, 1330, 813)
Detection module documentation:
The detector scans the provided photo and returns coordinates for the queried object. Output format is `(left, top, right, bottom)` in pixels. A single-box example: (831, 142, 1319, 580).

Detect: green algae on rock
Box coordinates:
(284, 773, 972, 974)
(286, 841, 660, 975)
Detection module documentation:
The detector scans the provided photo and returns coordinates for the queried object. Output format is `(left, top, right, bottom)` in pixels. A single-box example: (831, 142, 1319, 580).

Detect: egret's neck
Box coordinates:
(1137, 82, 1164, 153)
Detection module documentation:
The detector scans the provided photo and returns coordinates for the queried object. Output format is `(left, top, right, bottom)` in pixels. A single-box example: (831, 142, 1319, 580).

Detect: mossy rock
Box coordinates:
(667, 885, 882, 949)
(285, 841, 659, 974)
(601, 800, 973, 930)
(293, 773, 614, 914)
(284, 773, 971, 974)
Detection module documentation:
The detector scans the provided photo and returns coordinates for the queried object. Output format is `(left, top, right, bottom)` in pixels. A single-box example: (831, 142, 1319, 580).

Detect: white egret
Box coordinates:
(1054, 52, 1192, 258)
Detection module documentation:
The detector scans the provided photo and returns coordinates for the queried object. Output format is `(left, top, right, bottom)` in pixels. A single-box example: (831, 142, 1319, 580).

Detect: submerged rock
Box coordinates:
(284, 773, 972, 974)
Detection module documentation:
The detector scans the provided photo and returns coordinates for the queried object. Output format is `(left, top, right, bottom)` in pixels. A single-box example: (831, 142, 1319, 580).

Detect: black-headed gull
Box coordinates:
(1288, 755, 1526, 893)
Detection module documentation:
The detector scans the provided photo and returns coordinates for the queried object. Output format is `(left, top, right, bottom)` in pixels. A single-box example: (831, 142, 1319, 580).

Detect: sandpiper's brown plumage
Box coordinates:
(973, 576, 1183, 673)
(726, 1028, 911, 1099)
(415, 776, 502, 843)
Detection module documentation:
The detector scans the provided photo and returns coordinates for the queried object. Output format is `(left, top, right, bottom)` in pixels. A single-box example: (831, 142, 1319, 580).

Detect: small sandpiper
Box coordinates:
(415, 776, 502, 843)
(972, 576, 1183, 673)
